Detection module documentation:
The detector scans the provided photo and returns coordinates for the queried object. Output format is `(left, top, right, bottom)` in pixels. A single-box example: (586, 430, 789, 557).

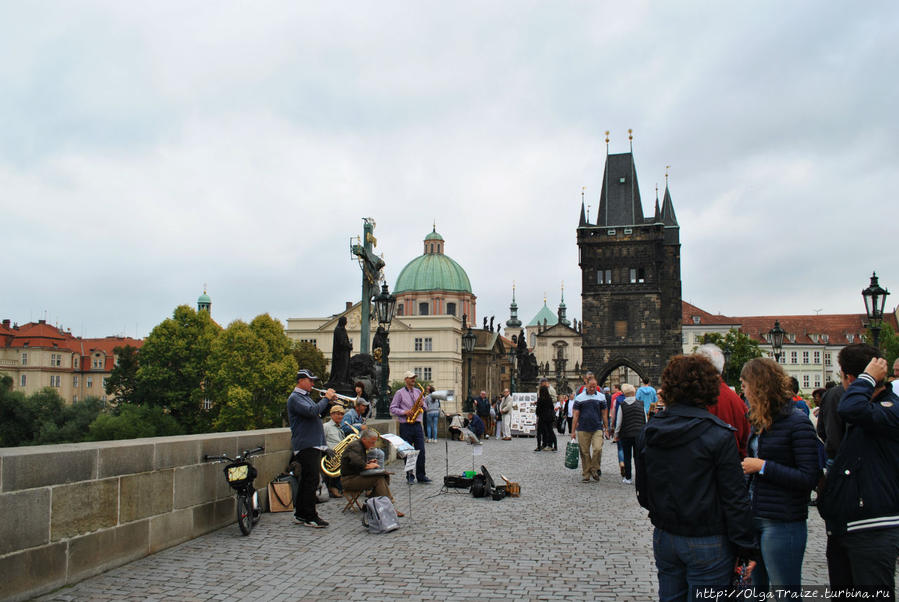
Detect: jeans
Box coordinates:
(827, 526, 899, 598)
(619, 437, 636, 479)
(398, 422, 427, 480)
(425, 412, 439, 440)
(752, 517, 807, 596)
(653, 527, 734, 602)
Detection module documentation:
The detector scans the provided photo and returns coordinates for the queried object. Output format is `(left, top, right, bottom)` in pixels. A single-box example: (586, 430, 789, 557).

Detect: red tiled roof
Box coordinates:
(1, 321, 142, 366)
(683, 302, 899, 346)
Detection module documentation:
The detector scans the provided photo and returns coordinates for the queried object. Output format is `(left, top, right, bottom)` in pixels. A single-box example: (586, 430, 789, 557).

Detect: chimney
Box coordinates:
(2, 319, 9, 328)
(346, 301, 352, 311)
(39, 319, 46, 324)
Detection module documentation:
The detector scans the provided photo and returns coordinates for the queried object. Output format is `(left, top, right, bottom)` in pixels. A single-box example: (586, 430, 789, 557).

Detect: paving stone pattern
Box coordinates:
(39, 435, 895, 601)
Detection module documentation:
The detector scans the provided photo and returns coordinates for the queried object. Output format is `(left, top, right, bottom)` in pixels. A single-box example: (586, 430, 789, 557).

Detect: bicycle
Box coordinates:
(204, 446, 265, 535)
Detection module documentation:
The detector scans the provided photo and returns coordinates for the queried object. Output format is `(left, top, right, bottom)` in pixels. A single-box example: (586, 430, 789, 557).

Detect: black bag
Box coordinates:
(444, 475, 473, 488)
(470, 474, 489, 497)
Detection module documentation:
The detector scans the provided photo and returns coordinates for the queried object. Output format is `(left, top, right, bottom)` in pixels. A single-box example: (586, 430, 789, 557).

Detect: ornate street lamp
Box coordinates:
(768, 321, 785, 364)
(373, 282, 397, 419)
(462, 325, 477, 413)
(862, 272, 890, 349)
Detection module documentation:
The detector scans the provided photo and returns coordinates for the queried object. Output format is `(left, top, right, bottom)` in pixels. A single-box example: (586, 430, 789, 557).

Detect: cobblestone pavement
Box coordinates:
(40, 434, 895, 601)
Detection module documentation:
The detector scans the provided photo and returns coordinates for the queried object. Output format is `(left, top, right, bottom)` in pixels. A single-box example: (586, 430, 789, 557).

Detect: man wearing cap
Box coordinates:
(322, 405, 346, 498)
(287, 369, 337, 528)
(390, 371, 432, 484)
(341, 398, 370, 436)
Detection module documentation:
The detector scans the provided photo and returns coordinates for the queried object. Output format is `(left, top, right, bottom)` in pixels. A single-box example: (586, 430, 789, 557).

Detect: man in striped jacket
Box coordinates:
(819, 345, 899, 595)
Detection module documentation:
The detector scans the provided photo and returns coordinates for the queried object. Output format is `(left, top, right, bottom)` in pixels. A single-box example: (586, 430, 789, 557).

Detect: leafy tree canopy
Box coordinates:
(698, 329, 763, 388)
(105, 345, 139, 405)
(136, 305, 221, 433)
(210, 314, 297, 432)
(87, 403, 184, 441)
(291, 340, 329, 384)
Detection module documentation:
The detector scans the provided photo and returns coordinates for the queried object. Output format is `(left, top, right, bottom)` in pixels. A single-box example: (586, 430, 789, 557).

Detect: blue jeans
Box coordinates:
(752, 517, 806, 595)
(653, 528, 734, 602)
(425, 412, 439, 440)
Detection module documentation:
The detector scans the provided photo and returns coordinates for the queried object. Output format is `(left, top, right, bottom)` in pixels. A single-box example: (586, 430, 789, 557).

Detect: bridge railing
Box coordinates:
(0, 419, 397, 602)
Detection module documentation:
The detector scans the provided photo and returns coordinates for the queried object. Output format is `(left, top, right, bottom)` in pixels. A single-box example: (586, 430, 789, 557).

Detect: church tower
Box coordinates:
(577, 142, 682, 384)
(197, 288, 211, 314)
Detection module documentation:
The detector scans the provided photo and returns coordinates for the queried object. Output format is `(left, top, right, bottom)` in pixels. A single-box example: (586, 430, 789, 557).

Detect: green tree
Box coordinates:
(136, 305, 221, 433)
(35, 397, 105, 445)
(863, 323, 898, 369)
(209, 314, 297, 432)
(0, 377, 32, 446)
(699, 328, 763, 388)
(290, 340, 329, 384)
(105, 345, 140, 405)
(87, 404, 184, 441)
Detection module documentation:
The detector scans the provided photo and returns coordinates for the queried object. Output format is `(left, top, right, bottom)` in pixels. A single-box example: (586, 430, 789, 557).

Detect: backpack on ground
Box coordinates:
(361, 496, 400, 534)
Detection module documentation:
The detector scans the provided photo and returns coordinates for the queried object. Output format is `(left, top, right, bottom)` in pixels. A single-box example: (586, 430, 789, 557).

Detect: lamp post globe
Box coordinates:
(862, 272, 890, 349)
(768, 321, 785, 364)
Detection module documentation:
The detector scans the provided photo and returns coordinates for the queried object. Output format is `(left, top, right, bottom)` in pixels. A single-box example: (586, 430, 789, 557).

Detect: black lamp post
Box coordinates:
(373, 282, 397, 419)
(462, 326, 477, 413)
(509, 334, 517, 394)
(862, 272, 890, 349)
(769, 321, 785, 364)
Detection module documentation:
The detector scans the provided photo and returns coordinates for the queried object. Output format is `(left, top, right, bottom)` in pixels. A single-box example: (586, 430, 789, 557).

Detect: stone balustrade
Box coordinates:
(0, 418, 397, 602)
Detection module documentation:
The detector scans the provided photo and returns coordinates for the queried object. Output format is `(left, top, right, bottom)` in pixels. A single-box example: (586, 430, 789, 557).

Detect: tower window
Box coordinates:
(618, 177, 627, 184)
(418, 302, 429, 316)
(629, 269, 637, 283)
(396, 303, 404, 316)
(637, 268, 646, 283)
(597, 269, 612, 285)
(446, 302, 456, 316)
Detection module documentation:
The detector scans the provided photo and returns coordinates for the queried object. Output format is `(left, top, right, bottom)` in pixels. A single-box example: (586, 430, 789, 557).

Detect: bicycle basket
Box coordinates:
(224, 460, 257, 490)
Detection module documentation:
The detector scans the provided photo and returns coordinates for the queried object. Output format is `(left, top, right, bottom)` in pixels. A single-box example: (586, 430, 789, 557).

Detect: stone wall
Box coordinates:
(0, 419, 397, 602)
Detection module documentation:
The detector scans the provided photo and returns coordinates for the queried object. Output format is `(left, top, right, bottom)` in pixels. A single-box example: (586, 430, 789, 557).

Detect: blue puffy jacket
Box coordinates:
(748, 406, 820, 521)
(818, 377, 899, 536)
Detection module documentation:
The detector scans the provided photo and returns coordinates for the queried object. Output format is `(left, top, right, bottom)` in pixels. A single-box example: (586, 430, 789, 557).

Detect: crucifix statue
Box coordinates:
(350, 217, 385, 354)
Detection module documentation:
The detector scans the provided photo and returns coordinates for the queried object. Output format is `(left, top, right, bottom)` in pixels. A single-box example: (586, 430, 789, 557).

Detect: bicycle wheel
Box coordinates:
(236, 493, 253, 535)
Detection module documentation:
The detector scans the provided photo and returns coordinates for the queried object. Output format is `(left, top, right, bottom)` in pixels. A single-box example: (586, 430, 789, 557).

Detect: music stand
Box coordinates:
(430, 411, 469, 497)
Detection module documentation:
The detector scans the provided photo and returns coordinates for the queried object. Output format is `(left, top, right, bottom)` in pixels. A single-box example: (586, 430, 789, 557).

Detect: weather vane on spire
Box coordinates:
(605, 130, 610, 153)
(665, 165, 671, 186)
(628, 128, 633, 151)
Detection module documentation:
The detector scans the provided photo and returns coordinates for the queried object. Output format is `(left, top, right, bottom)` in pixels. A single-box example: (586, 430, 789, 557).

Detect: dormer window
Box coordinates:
(692, 316, 701, 325)
(821, 334, 829, 343)
(847, 333, 855, 343)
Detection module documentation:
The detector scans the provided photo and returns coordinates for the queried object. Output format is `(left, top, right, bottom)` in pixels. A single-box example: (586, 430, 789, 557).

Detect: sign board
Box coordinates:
(509, 392, 537, 435)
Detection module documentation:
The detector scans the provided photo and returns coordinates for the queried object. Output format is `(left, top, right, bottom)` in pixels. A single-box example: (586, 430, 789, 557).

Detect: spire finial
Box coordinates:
(512, 281, 516, 301)
(604, 130, 610, 154)
(586, 203, 591, 222)
(665, 165, 670, 186)
(655, 183, 659, 201)
(544, 292, 547, 305)
(561, 281, 565, 302)
(432, 219, 436, 232)
(581, 185, 585, 203)
(628, 128, 633, 152)
(203, 282, 207, 294)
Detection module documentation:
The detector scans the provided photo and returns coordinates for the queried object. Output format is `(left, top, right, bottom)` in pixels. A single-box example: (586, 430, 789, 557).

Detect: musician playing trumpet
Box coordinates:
(340, 382, 370, 435)
(287, 369, 338, 528)
(389, 371, 433, 485)
(341, 429, 403, 517)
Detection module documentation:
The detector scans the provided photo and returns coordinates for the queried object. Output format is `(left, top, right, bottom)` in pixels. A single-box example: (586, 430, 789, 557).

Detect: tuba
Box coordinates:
(321, 424, 360, 478)
(406, 383, 426, 424)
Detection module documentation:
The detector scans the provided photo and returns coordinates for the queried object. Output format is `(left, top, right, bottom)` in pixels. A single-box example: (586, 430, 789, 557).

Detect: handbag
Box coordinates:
(565, 440, 579, 469)
(268, 474, 297, 512)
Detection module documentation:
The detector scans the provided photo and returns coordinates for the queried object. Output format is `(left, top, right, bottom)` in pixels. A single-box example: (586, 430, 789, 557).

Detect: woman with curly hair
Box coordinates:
(636, 355, 758, 600)
(740, 358, 821, 595)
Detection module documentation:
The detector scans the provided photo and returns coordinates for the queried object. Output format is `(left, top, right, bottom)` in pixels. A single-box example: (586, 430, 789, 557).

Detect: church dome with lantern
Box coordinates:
(393, 227, 476, 320)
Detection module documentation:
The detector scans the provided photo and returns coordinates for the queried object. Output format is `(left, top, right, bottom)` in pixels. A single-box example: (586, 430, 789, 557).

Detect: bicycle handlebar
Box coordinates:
(203, 446, 265, 464)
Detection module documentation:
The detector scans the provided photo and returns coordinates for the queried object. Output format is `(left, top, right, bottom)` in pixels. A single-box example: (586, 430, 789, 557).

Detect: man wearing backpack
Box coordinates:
(636, 377, 657, 419)
(819, 345, 899, 594)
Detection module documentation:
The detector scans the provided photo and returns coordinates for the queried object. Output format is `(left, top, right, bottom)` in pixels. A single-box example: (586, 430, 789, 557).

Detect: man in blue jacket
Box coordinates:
(819, 345, 899, 595)
(287, 369, 337, 528)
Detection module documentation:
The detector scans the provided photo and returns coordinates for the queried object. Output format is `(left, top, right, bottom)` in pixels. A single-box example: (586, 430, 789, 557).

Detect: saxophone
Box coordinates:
(320, 424, 360, 478)
(406, 384, 426, 424)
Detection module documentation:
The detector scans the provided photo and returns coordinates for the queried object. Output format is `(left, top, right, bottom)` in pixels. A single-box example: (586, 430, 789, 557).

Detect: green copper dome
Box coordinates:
(198, 293, 211, 304)
(528, 302, 558, 327)
(395, 229, 471, 293)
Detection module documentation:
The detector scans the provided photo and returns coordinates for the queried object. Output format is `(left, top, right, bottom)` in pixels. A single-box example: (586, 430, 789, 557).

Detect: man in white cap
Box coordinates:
(287, 369, 337, 528)
(390, 370, 432, 485)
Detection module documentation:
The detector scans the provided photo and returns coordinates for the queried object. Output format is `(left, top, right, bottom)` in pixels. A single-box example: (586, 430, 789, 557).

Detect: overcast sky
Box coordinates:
(3, 2, 898, 339)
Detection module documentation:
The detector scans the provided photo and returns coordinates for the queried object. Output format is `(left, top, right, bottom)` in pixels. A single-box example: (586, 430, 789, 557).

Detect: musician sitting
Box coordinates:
(448, 413, 466, 440)
(340, 397, 369, 435)
(340, 429, 404, 517)
(322, 405, 346, 498)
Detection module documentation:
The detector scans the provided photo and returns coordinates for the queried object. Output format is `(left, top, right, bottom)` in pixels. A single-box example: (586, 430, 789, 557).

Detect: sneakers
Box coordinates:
(295, 516, 329, 528)
(622, 478, 633, 484)
(502, 437, 512, 441)
(406, 473, 415, 485)
(417, 476, 433, 484)
(533, 447, 542, 452)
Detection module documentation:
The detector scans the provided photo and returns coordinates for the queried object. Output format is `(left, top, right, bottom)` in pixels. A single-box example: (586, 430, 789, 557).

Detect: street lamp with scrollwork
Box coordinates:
(862, 272, 890, 349)
(373, 282, 397, 419)
(768, 321, 785, 364)
(462, 325, 477, 413)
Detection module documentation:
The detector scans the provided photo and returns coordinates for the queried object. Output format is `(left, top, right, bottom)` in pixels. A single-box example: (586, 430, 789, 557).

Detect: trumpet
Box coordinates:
(310, 387, 358, 408)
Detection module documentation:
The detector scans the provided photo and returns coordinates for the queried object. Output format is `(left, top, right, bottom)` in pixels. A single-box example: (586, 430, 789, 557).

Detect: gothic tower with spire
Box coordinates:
(577, 144, 682, 384)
